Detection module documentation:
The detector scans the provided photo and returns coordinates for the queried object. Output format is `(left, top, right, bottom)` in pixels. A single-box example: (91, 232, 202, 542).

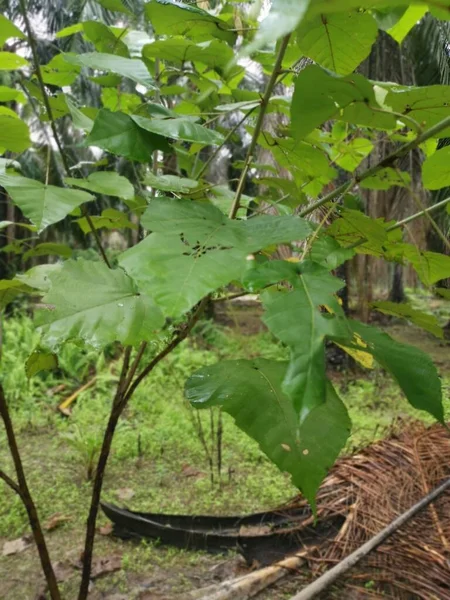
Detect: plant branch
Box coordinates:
(228, 35, 291, 219)
(196, 107, 257, 180)
(299, 115, 450, 218)
(0, 469, 22, 497)
(19, 0, 111, 269)
(386, 196, 450, 231)
(0, 384, 61, 600)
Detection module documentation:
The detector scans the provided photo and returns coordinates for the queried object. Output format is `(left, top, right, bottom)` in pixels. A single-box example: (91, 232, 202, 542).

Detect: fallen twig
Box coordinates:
(288, 476, 450, 600)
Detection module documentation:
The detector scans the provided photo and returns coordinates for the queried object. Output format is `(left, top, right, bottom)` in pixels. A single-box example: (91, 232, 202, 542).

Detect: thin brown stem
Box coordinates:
(196, 107, 257, 180)
(229, 35, 291, 219)
(0, 469, 22, 497)
(0, 384, 61, 600)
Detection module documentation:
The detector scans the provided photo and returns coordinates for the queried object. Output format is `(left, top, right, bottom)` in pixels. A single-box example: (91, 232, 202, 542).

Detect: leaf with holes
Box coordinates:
(37, 260, 164, 350)
(296, 11, 378, 75)
(0, 175, 94, 232)
(186, 358, 350, 506)
(385, 85, 450, 137)
(119, 198, 311, 317)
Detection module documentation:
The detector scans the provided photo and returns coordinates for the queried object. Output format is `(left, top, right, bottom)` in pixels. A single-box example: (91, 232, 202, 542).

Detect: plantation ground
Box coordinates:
(1, 297, 449, 600)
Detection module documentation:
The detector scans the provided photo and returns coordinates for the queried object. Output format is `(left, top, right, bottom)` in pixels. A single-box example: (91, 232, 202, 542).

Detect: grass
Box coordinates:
(0, 312, 449, 599)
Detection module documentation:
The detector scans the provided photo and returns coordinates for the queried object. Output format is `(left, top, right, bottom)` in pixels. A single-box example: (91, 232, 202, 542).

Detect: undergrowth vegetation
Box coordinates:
(1, 314, 448, 540)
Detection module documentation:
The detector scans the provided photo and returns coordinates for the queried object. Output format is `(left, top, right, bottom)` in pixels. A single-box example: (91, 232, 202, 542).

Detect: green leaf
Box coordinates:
(38, 260, 164, 350)
(94, 0, 133, 16)
(327, 209, 396, 256)
(65, 172, 134, 199)
(259, 261, 351, 420)
(143, 38, 234, 71)
(361, 168, 411, 190)
(244, 0, 311, 55)
(385, 85, 450, 137)
(0, 52, 28, 70)
(291, 66, 396, 141)
(119, 198, 311, 317)
(422, 146, 450, 190)
(75, 208, 137, 234)
(85, 109, 169, 162)
(16, 264, 62, 292)
(145, 0, 236, 45)
(55, 23, 84, 38)
(329, 137, 374, 171)
(63, 53, 155, 88)
(132, 115, 223, 146)
(186, 358, 350, 506)
(143, 173, 199, 193)
(435, 288, 450, 300)
(0, 116, 30, 153)
(41, 54, 81, 87)
(296, 11, 378, 76)
(66, 97, 94, 132)
(310, 235, 355, 269)
(23, 243, 73, 261)
(25, 350, 58, 378)
(0, 86, 26, 103)
(373, 6, 408, 30)
(0, 15, 25, 46)
(0, 279, 32, 309)
(386, 5, 428, 43)
(349, 320, 444, 422)
(398, 245, 450, 286)
(371, 301, 443, 339)
(0, 175, 94, 233)
(82, 21, 129, 57)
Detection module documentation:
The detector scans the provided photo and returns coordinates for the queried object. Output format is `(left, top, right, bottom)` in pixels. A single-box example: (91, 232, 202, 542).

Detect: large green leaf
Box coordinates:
(94, 0, 132, 15)
(143, 173, 199, 193)
(0, 175, 94, 232)
(0, 116, 30, 152)
(65, 172, 134, 199)
(422, 146, 450, 190)
(25, 350, 58, 378)
(258, 261, 351, 420)
(371, 301, 443, 339)
(291, 66, 396, 141)
(85, 109, 169, 162)
(41, 54, 81, 86)
(296, 11, 378, 75)
(244, 0, 310, 54)
(63, 52, 155, 88)
(145, 0, 236, 45)
(119, 198, 311, 317)
(398, 245, 450, 286)
(82, 21, 129, 57)
(385, 5, 428, 43)
(0, 15, 25, 45)
(186, 358, 351, 506)
(37, 260, 164, 350)
(385, 85, 450, 138)
(349, 320, 444, 422)
(0, 52, 28, 70)
(132, 115, 223, 146)
(143, 38, 234, 71)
